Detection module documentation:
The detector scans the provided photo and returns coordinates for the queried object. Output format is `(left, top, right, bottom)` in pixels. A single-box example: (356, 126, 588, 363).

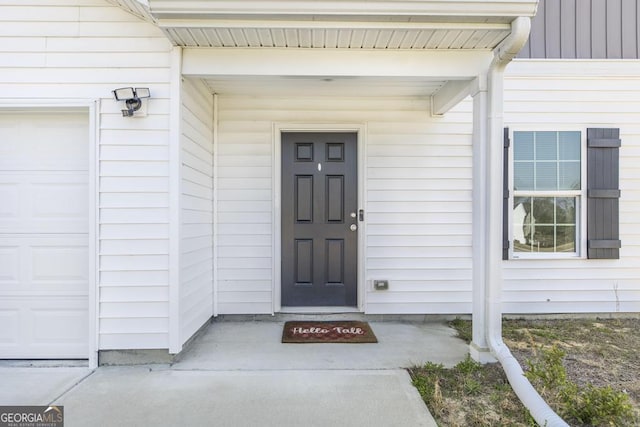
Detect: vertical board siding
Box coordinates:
(216, 96, 474, 314)
(0, 0, 174, 349)
(504, 61, 640, 313)
(545, 0, 561, 58)
(560, 0, 576, 58)
(520, 0, 640, 59)
(180, 77, 213, 343)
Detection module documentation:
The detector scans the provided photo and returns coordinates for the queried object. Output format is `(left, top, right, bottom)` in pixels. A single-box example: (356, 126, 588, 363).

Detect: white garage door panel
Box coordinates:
(0, 112, 89, 359)
(0, 245, 20, 285)
(0, 113, 88, 171)
(0, 298, 88, 358)
(0, 182, 18, 219)
(32, 244, 88, 286)
(0, 174, 88, 234)
(0, 310, 20, 345)
(0, 236, 89, 293)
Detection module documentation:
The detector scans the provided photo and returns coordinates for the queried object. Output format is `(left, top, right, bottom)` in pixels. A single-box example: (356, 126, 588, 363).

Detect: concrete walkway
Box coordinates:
(0, 320, 468, 427)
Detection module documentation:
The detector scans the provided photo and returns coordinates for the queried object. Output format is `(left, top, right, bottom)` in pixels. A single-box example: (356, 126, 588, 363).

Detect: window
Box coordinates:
(511, 131, 583, 256)
(504, 127, 621, 260)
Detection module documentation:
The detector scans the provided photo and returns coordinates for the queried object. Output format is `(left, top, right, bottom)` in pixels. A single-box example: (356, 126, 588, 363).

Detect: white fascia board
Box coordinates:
(148, 1, 538, 19)
(157, 19, 511, 31)
(182, 48, 493, 79)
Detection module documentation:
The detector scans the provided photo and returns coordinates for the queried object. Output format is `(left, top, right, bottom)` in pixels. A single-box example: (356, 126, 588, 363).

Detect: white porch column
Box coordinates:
(470, 75, 495, 362)
(470, 16, 531, 363)
(469, 44, 508, 365)
(484, 60, 507, 360)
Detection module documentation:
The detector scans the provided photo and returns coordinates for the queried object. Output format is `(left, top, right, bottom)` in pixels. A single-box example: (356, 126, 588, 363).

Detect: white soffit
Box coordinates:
(110, 1, 538, 50)
(164, 23, 511, 50)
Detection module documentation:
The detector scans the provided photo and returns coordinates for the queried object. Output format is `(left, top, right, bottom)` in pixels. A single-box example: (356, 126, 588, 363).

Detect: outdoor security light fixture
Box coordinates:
(112, 87, 150, 117)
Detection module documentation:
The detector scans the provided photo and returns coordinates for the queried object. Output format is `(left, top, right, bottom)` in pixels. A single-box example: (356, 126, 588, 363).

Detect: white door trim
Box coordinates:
(272, 123, 367, 313)
(0, 101, 98, 367)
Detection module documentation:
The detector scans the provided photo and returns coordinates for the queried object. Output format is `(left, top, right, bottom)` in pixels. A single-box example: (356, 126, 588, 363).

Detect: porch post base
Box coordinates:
(469, 342, 497, 364)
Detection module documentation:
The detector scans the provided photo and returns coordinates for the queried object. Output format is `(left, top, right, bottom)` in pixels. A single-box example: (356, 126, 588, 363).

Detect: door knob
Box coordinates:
(350, 224, 358, 232)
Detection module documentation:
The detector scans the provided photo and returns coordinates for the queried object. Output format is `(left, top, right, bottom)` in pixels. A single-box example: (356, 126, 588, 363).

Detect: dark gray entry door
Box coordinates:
(281, 132, 358, 307)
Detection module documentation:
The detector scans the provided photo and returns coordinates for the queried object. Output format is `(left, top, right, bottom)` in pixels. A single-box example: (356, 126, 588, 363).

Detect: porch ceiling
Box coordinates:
(108, 0, 537, 110)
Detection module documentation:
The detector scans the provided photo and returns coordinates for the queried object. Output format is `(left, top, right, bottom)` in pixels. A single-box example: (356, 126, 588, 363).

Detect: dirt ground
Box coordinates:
(412, 317, 640, 426)
(502, 317, 640, 409)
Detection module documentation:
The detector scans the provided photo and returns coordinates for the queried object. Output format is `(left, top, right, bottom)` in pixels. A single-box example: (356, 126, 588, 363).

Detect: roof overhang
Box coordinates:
(162, 21, 515, 50)
(110, 1, 538, 49)
(107, 1, 537, 112)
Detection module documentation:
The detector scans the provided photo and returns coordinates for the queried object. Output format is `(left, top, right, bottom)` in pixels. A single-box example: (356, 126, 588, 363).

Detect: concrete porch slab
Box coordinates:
(173, 320, 468, 370)
(0, 320, 466, 426)
(55, 367, 437, 427)
(0, 366, 93, 405)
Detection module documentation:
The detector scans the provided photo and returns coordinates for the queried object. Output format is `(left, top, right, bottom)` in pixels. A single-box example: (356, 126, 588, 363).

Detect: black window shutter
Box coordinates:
(503, 127, 510, 260)
(587, 128, 621, 259)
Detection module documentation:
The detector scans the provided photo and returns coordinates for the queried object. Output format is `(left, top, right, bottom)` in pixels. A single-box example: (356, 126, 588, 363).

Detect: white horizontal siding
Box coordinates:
(216, 71, 640, 316)
(503, 60, 640, 314)
(0, 0, 174, 349)
(365, 100, 473, 314)
(215, 102, 273, 314)
(179, 77, 214, 344)
(216, 95, 474, 314)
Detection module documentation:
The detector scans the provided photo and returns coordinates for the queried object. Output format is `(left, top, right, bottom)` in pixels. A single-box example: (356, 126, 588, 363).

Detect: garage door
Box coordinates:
(0, 112, 89, 358)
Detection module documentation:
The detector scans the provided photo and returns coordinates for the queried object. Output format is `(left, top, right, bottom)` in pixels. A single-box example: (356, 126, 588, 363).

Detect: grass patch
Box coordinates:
(409, 355, 535, 426)
(525, 345, 636, 426)
(411, 318, 640, 426)
(449, 317, 472, 343)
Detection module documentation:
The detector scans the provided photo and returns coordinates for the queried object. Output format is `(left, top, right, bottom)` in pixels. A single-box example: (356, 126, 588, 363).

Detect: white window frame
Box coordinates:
(509, 127, 587, 260)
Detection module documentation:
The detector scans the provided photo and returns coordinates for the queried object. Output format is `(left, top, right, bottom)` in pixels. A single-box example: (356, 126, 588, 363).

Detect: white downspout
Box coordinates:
(486, 17, 569, 427)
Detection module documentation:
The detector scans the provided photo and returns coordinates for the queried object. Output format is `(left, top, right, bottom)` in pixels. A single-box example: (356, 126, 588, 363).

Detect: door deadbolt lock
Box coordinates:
(350, 224, 358, 232)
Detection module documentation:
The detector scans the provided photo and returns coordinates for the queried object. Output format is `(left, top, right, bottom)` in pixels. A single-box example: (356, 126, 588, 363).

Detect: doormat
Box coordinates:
(282, 321, 378, 343)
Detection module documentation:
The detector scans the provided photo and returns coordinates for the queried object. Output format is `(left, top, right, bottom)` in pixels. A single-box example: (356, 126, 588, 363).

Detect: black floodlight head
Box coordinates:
(112, 87, 151, 117)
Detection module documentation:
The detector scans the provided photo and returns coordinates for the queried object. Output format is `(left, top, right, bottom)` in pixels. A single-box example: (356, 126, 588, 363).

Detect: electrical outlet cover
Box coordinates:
(374, 280, 389, 290)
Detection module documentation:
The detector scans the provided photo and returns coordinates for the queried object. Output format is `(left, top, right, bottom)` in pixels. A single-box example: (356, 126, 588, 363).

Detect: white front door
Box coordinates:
(0, 112, 89, 358)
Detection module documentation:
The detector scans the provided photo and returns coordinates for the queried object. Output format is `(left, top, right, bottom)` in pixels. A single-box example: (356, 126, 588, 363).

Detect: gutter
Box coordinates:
(486, 17, 569, 427)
